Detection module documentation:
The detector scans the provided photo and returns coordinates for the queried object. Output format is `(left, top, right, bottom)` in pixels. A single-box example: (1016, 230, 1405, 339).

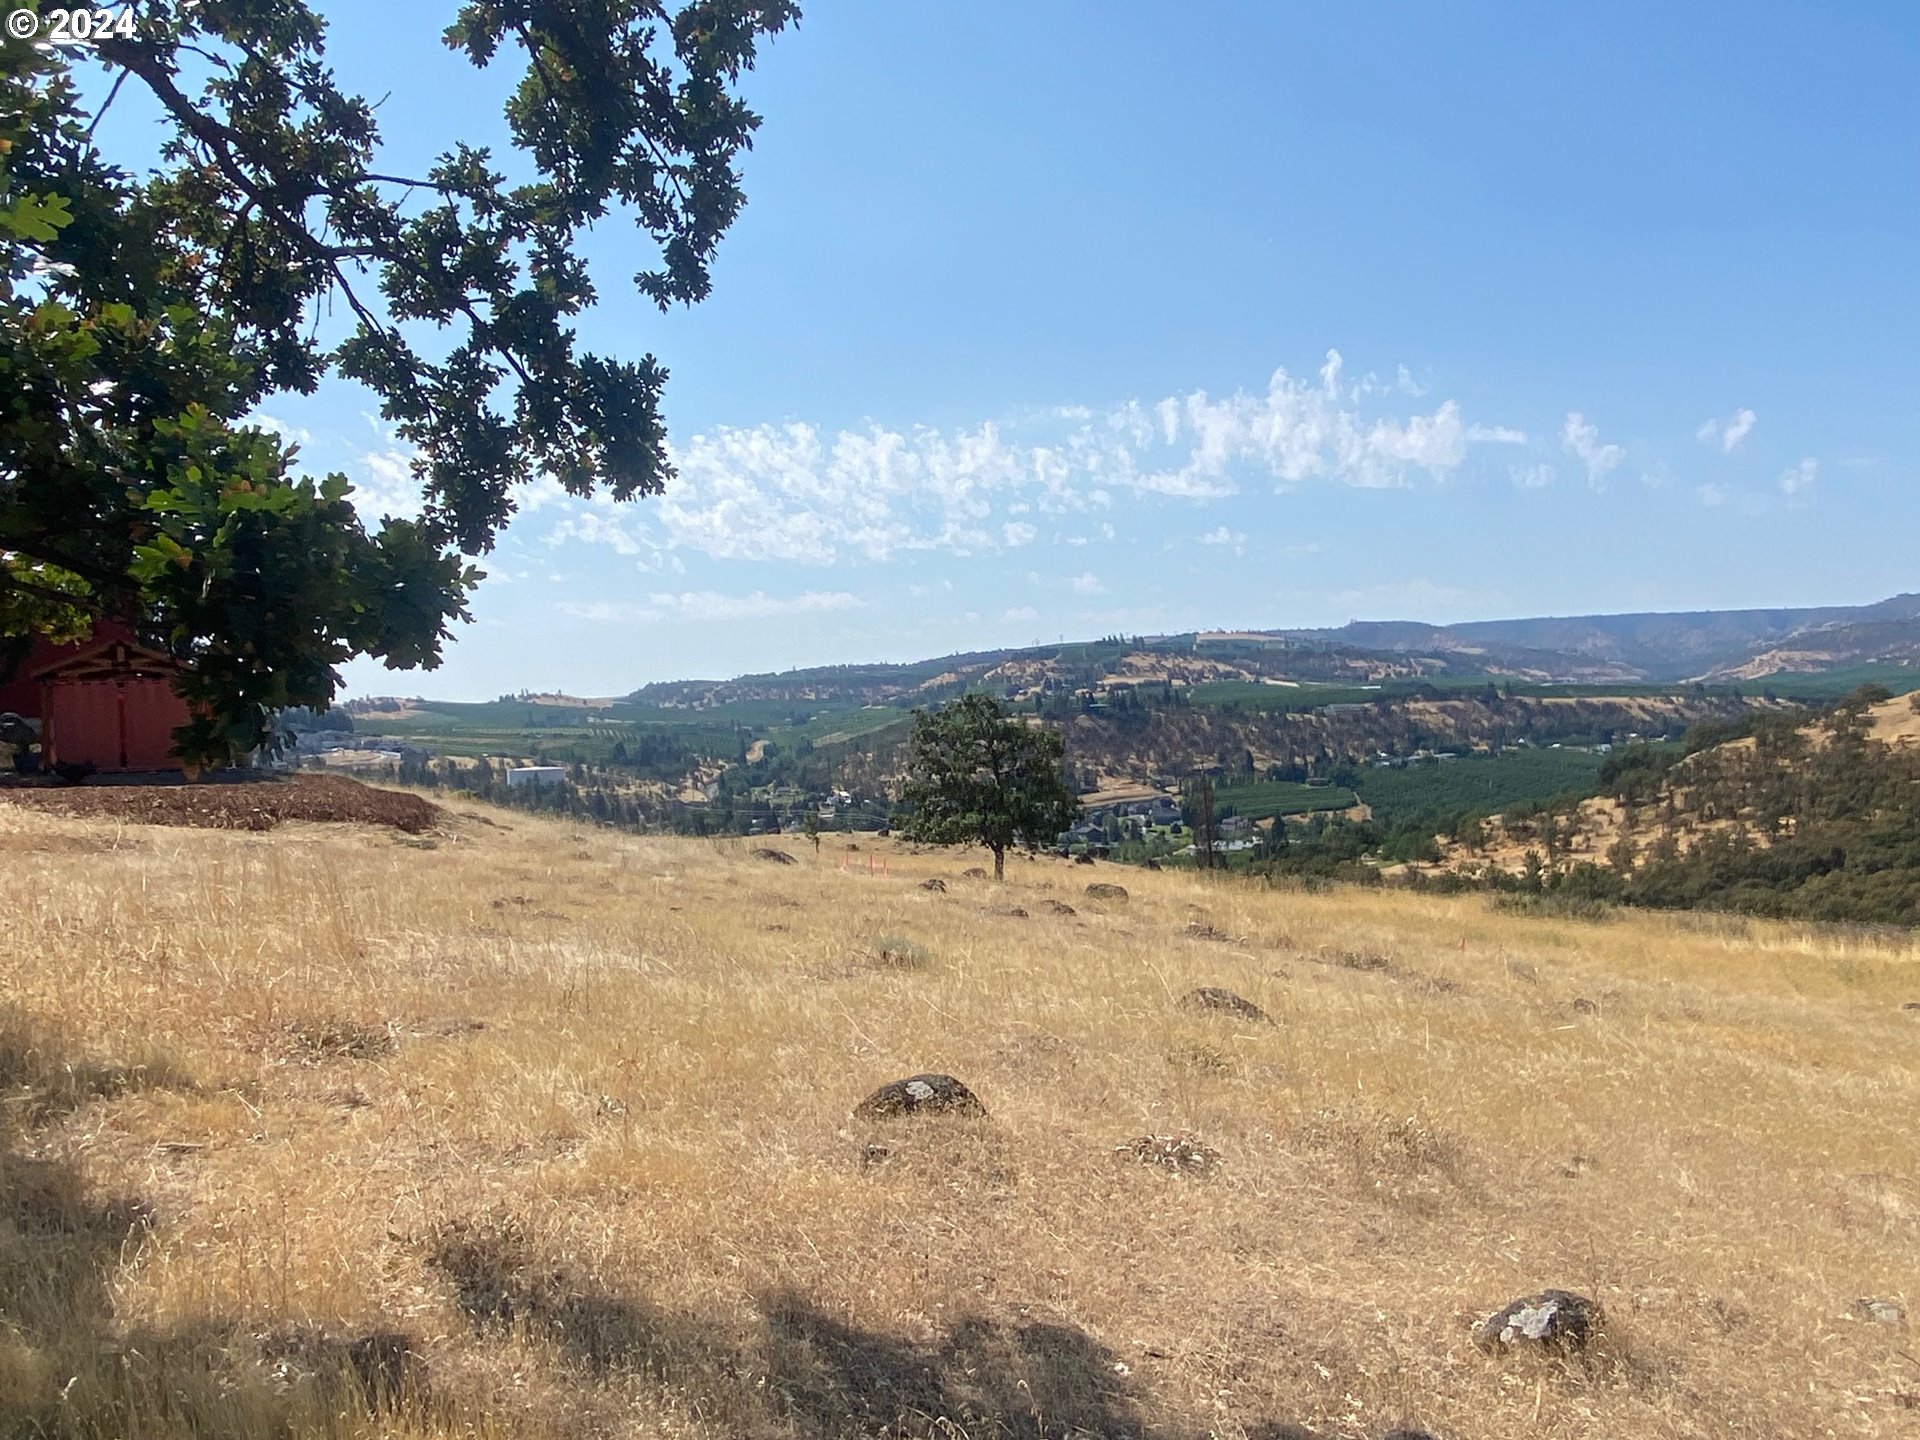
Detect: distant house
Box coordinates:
(505, 765, 567, 788)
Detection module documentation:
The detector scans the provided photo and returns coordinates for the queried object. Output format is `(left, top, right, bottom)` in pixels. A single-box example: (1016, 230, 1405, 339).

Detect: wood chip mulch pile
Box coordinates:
(0, 773, 443, 833)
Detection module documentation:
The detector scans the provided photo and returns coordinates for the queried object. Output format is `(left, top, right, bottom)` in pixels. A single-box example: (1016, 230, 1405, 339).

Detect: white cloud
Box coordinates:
(1696, 408, 1757, 453)
(557, 591, 863, 624)
(350, 448, 424, 520)
(1778, 457, 1818, 496)
(1197, 526, 1249, 556)
(252, 413, 312, 447)
(531, 357, 1532, 567)
(1068, 572, 1104, 595)
(1697, 483, 1730, 508)
(1509, 463, 1555, 489)
(1467, 424, 1528, 445)
(907, 579, 955, 598)
(545, 510, 647, 557)
(1002, 605, 1039, 623)
(1561, 413, 1625, 486)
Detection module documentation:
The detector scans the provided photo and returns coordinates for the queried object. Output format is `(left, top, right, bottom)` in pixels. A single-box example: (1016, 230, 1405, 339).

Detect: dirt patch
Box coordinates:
(0, 774, 442, 834)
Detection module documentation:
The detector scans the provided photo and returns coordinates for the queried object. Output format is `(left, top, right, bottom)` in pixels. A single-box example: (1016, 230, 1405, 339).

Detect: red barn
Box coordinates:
(22, 631, 195, 773)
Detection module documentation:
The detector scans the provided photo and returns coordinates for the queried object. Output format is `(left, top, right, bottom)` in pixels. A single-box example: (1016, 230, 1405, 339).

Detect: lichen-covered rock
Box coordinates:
(1041, 899, 1076, 915)
(919, 877, 947, 892)
(1473, 1289, 1606, 1354)
(1084, 882, 1129, 901)
(853, 1074, 987, 1120)
(1177, 986, 1271, 1023)
(749, 847, 796, 865)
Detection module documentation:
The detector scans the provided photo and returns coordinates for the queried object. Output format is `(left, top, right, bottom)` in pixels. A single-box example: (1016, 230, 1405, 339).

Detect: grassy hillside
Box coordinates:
(3, 795, 1917, 1438)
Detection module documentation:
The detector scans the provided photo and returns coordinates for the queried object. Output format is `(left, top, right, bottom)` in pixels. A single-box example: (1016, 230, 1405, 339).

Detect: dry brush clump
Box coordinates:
(0, 798, 1917, 1438)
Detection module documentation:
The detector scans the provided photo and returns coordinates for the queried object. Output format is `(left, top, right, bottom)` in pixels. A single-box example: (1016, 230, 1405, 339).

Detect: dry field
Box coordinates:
(2, 793, 1918, 1439)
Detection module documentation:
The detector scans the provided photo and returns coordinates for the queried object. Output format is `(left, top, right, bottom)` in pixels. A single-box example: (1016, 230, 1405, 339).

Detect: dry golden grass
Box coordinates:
(3, 793, 1919, 1438)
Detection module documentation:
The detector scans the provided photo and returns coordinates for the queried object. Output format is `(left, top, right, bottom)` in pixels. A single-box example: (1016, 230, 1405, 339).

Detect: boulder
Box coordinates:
(962, 867, 989, 879)
(1041, 899, 1076, 916)
(919, 877, 947, 892)
(1473, 1289, 1606, 1355)
(749, 847, 796, 865)
(1084, 882, 1129, 902)
(1177, 986, 1271, 1023)
(1073, 852, 1096, 865)
(853, 1074, 987, 1120)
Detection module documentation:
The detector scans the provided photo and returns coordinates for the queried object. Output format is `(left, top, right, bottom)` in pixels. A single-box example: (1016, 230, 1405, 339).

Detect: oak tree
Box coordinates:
(1, 0, 796, 762)
(894, 693, 1079, 880)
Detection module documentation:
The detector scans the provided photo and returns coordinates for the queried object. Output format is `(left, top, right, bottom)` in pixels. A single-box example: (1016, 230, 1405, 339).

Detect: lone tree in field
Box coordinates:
(2, 0, 796, 764)
(894, 694, 1079, 880)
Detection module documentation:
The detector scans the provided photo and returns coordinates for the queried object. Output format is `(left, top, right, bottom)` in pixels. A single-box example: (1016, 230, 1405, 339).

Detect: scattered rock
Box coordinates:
(1186, 920, 1235, 943)
(1116, 1132, 1221, 1176)
(1854, 1297, 1908, 1325)
(275, 1016, 394, 1065)
(861, 1143, 892, 1168)
(1325, 949, 1392, 973)
(1570, 997, 1599, 1015)
(1142, 858, 1162, 871)
(1073, 852, 1096, 865)
(963, 867, 989, 879)
(1177, 986, 1271, 1023)
(998, 906, 1029, 918)
(853, 1073, 987, 1120)
(1085, 882, 1129, 902)
(1040, 899, 1076, 916)
(919, 877, 947, 892)
(1903, 1001, 1920, 1012)
(1560, 1153, 1596, 1178)
(1473, 1290, 1606, 1355)
(1381, 1430, 1440, 1440)
(749, 847, 796, 865)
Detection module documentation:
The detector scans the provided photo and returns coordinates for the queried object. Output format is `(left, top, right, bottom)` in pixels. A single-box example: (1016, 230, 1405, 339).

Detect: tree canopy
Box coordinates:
(894, 693, 1079, 879)
(1, 0, 796, 762)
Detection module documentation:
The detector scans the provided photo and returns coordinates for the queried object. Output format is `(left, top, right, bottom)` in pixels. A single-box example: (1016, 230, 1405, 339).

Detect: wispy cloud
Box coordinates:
(1068, 572, 1104, 595)
(1696, 408, 1757, 453)
(558, 591, 863, 624)
(1561, 413, 1625, 487)
(1002, 605, 1040, 623)
(1778, 457, 1818, 496)
(1509, 463, 1555, 489)
(1198, 525, 1248, 555)
(532, 354, 1530, 567)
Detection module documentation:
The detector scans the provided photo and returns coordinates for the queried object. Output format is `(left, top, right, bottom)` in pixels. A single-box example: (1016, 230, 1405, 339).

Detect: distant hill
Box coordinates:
(611, 593, 1920, 708)
(1284, 593, 1920, 683)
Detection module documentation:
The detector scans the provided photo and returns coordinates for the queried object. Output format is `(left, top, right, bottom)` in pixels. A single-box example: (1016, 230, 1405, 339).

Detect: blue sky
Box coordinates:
(208, 2, 1918, 699)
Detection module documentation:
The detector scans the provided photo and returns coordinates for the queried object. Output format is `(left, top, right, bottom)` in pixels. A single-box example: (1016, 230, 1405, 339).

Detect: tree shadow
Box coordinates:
(761, 1289, 1162, 1439)
(424, 1213, 1337, 1438)
(0, 1014, 430, 1438)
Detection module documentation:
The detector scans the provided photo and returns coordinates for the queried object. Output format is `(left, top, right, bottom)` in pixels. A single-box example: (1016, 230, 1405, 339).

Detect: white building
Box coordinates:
(505, 765, 567, 788)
